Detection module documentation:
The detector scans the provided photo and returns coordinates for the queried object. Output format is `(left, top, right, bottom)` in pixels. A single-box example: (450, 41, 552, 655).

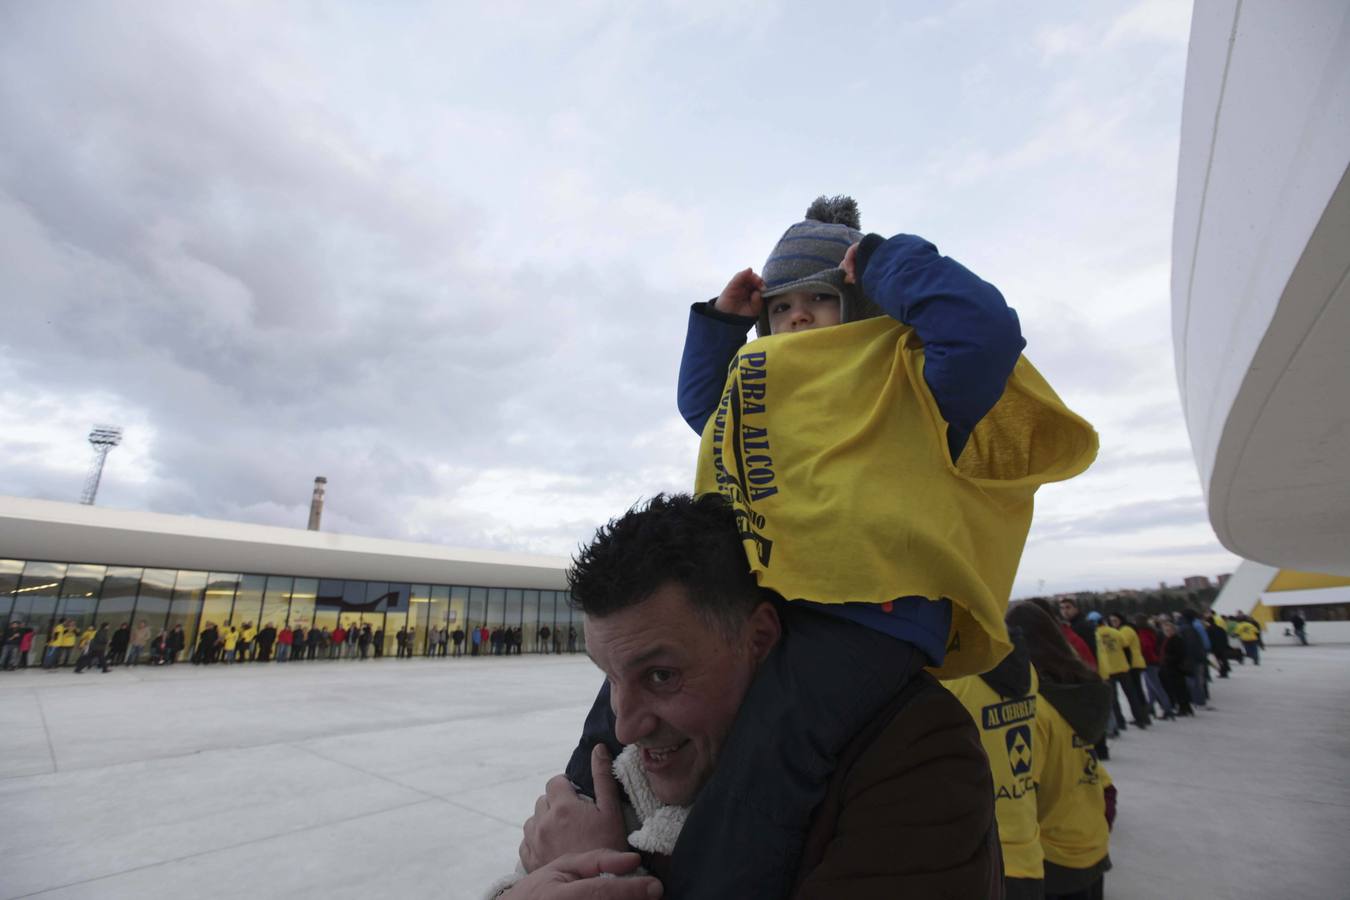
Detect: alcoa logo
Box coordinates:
(1006, 725, 1033, 777)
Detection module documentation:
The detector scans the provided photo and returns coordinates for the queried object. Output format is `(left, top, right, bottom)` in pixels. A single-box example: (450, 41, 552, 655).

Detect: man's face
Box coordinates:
(1059, 601, 1078, 621)
(766, 291, 841, 335)
(585, 582, 779, 806)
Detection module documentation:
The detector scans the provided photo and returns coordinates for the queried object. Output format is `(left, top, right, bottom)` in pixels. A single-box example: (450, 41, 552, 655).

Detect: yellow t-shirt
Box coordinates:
(1036, 691, 1111, 870)
(222, 629, 238, 651)
(943, 669, 1044, 879)
(1094, 627, 1128, 678)
(242, 627, 258, 642)
(694, 317, 1098, 678)
(56, 625, 77, 648)
(78, 628, 96, 649)
(1118, 625, 1145, 670)
(1235, 621, 1259, 643)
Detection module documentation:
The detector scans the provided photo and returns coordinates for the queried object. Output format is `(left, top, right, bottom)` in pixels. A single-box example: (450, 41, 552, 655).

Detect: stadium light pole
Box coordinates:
(80, 424, 123, 505)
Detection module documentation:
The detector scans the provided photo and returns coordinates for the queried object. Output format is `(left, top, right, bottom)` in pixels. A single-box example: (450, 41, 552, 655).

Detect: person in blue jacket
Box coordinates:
(561, 196, 1025, 899)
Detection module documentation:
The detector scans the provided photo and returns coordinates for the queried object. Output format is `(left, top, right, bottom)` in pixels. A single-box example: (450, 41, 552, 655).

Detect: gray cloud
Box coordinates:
(1, 2, 1206, 583)
(0, 3, 699, 554)
(1030, 495, 1211, 541)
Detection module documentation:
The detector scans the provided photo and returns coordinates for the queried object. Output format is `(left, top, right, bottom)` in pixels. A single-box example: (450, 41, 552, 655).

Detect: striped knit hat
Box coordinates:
(756, 195, 881, 337)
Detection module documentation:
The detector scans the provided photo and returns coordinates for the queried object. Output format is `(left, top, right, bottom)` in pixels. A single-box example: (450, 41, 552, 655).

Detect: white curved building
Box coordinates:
(1171, 1, 1350, 575)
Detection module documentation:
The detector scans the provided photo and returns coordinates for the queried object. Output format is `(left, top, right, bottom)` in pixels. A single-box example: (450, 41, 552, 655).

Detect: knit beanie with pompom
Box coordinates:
(756, 195, 881, 337)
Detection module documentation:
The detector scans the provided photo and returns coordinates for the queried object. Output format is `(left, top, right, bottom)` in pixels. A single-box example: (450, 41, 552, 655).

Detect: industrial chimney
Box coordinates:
(307, 476, 327, 531)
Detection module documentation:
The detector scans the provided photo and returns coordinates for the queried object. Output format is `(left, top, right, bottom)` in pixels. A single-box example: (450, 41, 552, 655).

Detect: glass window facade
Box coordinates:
(0, 556, 581, 666)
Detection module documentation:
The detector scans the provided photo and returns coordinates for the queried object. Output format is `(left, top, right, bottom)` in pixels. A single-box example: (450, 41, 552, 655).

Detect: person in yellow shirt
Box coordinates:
(1088, 612, 1127, 737)
(1008, 602, 1114, 900)
(944, 630, 1045, 899)
(1235, 618, 1262, 665)
(221, 625, 239, 663)
(42, 621, 68, 668)
(1109, 614, 1152, 729)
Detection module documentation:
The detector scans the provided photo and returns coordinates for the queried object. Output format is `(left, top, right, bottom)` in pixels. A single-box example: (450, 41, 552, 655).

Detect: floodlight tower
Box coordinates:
(80, 424, 123, 505)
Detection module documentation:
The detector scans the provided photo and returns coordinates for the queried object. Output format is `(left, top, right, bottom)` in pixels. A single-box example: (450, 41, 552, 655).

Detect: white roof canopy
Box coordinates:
(0, 496, 570, 590)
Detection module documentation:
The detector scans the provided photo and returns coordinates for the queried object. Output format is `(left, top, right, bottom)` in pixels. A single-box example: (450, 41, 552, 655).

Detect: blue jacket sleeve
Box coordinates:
(676, 301, 757, 435)
(857, 234, 1025, 459)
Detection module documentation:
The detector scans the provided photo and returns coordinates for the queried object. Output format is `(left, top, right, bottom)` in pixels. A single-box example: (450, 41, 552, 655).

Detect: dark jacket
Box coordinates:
(1038, 678, 1113, 747)
(1161, 633, 1189, 673)
(981, 630, 1032, 698)
(793, 673, 1001, 898)
(1206, 623, 1232, 655)
(89, 628, 110, 653)
(110, 626, 130, 653)
(1180, 624, 1207, 669)
(1066, 615, 1097, 659)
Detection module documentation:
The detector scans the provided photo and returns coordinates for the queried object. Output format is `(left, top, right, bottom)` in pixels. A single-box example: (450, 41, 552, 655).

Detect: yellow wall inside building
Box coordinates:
(1267, 570, 1350, 592)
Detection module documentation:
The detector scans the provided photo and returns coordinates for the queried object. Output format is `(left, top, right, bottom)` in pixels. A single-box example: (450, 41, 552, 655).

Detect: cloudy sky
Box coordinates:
(0, 0, 1241, 594)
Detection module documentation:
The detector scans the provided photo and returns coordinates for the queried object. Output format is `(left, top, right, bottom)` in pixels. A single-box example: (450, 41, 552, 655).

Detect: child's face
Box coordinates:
(767, 291, 840, 335)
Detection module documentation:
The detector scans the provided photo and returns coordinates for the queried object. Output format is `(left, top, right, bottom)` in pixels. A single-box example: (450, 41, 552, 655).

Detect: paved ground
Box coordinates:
(0, 645, 1346, 899)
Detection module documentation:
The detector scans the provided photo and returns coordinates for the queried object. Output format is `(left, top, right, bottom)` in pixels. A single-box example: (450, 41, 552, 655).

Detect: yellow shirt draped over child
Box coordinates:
(695, 316, 1097, 678)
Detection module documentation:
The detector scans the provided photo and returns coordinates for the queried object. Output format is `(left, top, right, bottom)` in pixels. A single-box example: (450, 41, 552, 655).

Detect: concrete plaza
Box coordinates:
(1, 645, 1347, 899)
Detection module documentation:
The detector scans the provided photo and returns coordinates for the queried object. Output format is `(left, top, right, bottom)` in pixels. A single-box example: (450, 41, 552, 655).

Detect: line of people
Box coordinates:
(944, 598, 1269, 899)
(1058, 599, 1266, 735)
(464, 624, 579, 656)
(0, 617, 583, 669)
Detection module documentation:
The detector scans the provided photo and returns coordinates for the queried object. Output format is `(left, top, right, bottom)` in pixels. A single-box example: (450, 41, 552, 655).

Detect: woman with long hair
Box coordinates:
(1158, 619, 1195, 716)
(1007, 601, 1114, 900)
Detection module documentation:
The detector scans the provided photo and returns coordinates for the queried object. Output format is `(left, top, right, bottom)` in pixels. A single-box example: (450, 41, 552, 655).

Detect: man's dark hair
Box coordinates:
(568, 493, 766, 633)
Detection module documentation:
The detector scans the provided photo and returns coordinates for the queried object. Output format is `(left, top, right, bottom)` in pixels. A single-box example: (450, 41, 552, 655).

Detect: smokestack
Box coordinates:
(308, 476, 327, 531)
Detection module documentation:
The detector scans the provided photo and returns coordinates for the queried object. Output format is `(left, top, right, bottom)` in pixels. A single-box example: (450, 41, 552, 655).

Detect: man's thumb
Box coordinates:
(591, 743, 621, 812)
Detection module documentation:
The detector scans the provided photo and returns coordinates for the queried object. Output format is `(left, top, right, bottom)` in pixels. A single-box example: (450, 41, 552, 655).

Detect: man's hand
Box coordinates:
(713, 268, 765, 318)
(500, 850, 662, 900)
(840, 242, 860, 285)
(521, 744, 629, 872)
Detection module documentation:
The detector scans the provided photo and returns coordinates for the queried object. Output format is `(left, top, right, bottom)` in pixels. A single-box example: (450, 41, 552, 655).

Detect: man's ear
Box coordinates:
(744, 601, 781, 663)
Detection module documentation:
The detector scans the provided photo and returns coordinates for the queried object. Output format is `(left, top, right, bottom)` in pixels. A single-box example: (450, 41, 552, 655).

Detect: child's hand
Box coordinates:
(840, 242, 860, 284)
(714, 268, 765, 318)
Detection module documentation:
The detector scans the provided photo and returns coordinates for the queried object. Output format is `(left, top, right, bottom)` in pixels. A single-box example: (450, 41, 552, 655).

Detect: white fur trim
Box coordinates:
(613, 745, 689, 856)
(481, 862, 524, 900)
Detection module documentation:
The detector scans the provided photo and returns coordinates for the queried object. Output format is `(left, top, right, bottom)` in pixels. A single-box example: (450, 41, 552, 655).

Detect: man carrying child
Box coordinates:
(508, 196, 1096, 899)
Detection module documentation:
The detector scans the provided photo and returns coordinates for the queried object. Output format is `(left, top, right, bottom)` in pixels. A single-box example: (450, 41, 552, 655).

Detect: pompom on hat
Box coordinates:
(756, 195, 881, 336)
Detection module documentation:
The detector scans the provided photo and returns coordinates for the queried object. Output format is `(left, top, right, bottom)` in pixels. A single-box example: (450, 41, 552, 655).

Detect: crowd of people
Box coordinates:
(1055, 598, 1267, 735)
(943, 597, 1271, 898)
(0, 618, 583, 671)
